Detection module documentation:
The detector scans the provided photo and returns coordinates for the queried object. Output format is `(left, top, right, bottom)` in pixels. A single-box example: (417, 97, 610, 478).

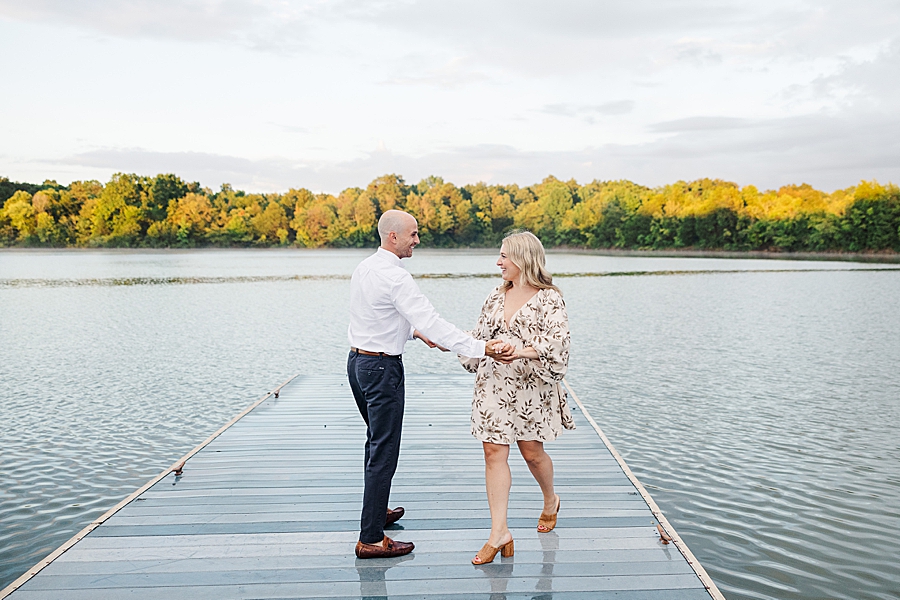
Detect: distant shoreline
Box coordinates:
(4, 176, 900, 255)
(551, 247, 900, 263)
(1, 245, 899, 264)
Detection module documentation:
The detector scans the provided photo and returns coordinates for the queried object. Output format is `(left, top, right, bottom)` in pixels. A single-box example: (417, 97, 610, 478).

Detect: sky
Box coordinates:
(1, 0, 898, 194)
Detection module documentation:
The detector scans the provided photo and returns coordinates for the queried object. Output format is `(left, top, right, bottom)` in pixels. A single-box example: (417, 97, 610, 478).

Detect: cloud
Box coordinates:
(673, 39, 724, 65)
(650, 117, 750, 133)
(2, 0, 897, 98)
(0, 0, 759, 46)
(350, 0, 751, 42)
(4, 1, 899, 194)
(543, 101, 635, 118)
(342, 0, 897, 76)
(808, 38, 900, 108)
(0, 0, 270, 43)
(269, 123, 310, 134)
(3, 1, 891, 66)
(55, 148, 303, 191)
(47, 103, 900, 194)
(381, 57, 492, 88)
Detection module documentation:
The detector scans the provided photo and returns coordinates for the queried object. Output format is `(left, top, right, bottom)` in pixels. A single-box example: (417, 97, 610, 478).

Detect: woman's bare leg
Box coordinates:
(482, 442, 514, 548)
(517, 440, 558, 519)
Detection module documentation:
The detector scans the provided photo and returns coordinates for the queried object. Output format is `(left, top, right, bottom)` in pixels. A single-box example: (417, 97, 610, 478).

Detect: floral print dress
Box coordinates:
(460, 285, 575, 444)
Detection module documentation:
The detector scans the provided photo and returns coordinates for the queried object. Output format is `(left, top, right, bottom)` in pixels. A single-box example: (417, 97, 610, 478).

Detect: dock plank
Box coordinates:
(3, 375, 719, 599)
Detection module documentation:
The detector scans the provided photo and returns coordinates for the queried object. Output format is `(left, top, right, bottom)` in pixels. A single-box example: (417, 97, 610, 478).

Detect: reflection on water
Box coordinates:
(1, 249, 899, 599)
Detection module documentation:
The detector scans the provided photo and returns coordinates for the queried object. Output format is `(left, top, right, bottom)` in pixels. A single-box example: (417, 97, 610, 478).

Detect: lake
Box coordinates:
(1, 249, 899, 599)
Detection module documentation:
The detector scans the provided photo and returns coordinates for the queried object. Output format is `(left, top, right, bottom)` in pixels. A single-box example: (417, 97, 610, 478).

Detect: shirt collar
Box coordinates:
(376, 246, 403, 267)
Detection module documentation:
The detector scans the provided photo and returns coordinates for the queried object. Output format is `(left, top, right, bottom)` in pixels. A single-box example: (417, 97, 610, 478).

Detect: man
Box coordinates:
(348, 209, 510, 559)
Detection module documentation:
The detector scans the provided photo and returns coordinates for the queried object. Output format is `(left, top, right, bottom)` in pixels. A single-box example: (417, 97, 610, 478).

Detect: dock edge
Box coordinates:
(0, 374, 299, 600)
(3, 375, 726, 600)
(563, 379, 726, 600)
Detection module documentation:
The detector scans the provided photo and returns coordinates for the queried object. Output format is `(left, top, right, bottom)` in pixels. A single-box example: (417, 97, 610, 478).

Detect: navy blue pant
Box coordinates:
(347, 351, 405, 544)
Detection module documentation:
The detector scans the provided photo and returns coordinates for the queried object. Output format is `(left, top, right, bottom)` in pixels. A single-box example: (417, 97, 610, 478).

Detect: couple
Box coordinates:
(347, 210, 574, 564)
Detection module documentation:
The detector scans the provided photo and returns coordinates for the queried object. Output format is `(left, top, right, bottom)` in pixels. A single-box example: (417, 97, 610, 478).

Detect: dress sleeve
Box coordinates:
(458, 290, 497, 373)
(524, 290, 570, 383)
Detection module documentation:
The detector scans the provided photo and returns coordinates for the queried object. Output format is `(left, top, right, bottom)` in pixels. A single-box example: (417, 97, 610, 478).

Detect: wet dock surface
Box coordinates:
(3, 374, 720, 599)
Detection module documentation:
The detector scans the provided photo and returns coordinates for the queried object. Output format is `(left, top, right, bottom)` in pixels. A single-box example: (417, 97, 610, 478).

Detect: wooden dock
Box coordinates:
(1, 374, 724, 599)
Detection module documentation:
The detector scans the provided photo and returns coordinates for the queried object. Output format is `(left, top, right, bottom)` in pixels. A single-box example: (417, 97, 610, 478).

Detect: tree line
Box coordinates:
(2, 173, 899, 252)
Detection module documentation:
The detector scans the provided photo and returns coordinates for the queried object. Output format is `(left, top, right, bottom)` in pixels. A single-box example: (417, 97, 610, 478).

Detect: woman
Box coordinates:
(459, 230, 575, 565)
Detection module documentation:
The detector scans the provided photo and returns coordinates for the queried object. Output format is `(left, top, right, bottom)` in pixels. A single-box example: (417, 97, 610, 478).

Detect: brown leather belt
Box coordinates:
(351, 347, 400, 358)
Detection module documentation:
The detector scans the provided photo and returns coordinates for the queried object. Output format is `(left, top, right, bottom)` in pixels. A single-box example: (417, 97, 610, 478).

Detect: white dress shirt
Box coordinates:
(348, 248, 486, 358)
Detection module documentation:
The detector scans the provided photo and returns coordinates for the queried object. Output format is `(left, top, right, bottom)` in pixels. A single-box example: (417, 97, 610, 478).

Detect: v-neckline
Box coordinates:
(502, 287, 540, 330)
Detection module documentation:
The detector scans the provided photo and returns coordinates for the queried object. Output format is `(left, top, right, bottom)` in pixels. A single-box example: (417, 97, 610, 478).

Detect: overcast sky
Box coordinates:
(1, 1, 898, 193)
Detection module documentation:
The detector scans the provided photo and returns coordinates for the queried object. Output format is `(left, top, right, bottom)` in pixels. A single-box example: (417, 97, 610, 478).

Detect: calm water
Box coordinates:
(1, 249, 899, 599)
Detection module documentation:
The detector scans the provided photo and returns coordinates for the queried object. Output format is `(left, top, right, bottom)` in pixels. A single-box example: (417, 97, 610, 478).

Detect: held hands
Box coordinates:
(485, 339, 517, 363)
(413, 330, 525, 361)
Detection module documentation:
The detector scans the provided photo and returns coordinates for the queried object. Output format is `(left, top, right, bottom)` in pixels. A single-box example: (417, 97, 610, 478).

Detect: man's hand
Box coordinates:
(485, 339, 516, 363)
(414, 330, 449, 352)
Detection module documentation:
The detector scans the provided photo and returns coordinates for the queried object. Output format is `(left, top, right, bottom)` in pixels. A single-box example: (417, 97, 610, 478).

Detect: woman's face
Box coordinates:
(497, 243, 521, 284)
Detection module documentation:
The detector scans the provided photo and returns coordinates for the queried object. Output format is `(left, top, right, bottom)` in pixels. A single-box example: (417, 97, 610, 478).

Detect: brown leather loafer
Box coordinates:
(385, 506, 405, 526)
(355, 536, 414, 559)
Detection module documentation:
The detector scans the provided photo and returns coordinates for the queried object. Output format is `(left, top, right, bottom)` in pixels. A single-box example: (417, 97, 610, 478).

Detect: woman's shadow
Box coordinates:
(534, 530, 558, 596)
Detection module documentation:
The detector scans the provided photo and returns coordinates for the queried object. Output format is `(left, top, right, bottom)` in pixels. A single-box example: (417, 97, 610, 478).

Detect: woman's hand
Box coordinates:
(485, 340, 516, 363)
(485, 340, 539, 362)
(513, 346, 539, 360)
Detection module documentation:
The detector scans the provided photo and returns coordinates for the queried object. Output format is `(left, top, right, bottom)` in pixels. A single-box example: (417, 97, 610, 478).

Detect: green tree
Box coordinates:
(0, 177, 41, 204)
(292, 195, 337, 247)
(362, 174, 408, 217)
(251, 201, 289, 245)
(515, 176, 578, 245)
(2, 190, 37, 243)
(840, 181, 900, 251)
(405, 180, 456, 246)
(146, 174, 191, 223)
(86, 173, 148, 246)
(155, 192, 215, 247)
(331, 188, 376, 247)
(2, 173, 899, 252)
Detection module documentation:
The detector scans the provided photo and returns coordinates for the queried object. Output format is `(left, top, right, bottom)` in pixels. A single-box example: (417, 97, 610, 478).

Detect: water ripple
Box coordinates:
(2, 267, 898, 288)
(1, 256, 899, 600)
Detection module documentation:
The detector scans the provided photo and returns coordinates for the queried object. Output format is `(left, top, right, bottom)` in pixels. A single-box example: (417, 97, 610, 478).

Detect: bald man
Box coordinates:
(348, 209, 510, 558)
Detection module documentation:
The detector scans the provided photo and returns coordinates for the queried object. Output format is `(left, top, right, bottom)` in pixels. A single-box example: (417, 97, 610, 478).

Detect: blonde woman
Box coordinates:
(459, 230, 574, 565)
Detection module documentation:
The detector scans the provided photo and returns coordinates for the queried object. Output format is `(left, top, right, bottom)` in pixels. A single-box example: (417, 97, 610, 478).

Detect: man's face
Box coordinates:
(394, 216, 420, 258)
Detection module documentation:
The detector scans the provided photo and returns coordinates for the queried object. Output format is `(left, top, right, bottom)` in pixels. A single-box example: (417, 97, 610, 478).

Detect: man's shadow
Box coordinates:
(355, 554, 414, 600)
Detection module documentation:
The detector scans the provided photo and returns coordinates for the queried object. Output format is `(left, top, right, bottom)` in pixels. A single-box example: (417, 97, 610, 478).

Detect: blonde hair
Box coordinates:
(501, 230, 560, 294)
